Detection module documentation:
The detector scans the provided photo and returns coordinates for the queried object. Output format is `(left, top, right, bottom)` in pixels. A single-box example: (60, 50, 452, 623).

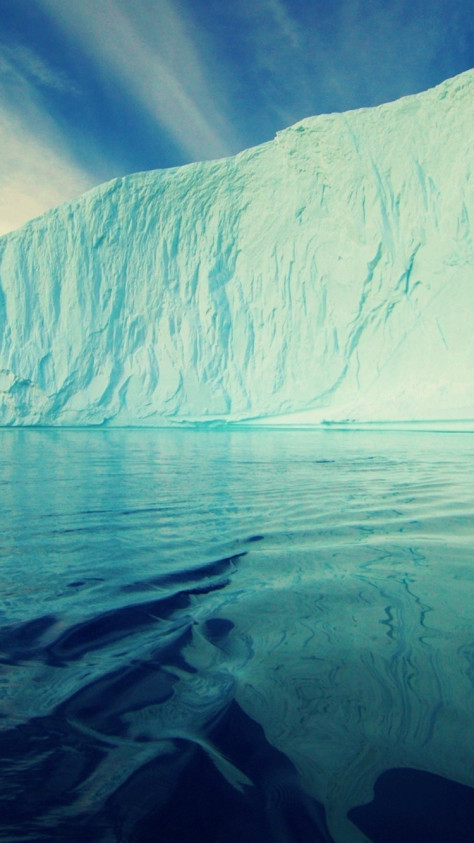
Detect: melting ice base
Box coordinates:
(1, 70, 473, 426)
(1, 429, 474, 842)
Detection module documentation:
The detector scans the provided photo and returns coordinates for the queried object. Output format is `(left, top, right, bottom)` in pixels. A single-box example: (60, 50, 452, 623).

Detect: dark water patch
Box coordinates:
(1, 573, 233, 667)
(348, 768, 474, 842)
(61, 663, 178, 739)
(0, 629, 225, 839)
(121, 551, 246, 594)
(0, 595, 189, 666)
(0, 610, 335, 840)
(57, 627, 199, 738)
(0, 614, 58, 665)
(202, 617, 235, 645)
(67, 578, 105, 588)
(97, 702, 333, 843)
(0, 544, 248, 840)
(45, 590, 208, 663)
(0, 714, 106, 841)
(118, 507, 163, 516)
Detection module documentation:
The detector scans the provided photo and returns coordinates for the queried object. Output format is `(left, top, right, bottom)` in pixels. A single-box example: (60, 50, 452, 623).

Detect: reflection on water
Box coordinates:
(0, 428, 474, 842)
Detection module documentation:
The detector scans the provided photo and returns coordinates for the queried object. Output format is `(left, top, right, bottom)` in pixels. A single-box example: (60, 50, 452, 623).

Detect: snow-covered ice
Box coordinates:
(0, 70, 473, 426)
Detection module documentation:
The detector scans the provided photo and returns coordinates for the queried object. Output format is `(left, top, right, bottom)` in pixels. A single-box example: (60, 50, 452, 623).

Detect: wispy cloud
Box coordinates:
(0, 107, 94, 236)
(231, 0, 467, 126)
(0, 42, 79, 95)
(262, 0, 303, 51)
(0, 42, 94, 235)
(38, 0, 244, 162)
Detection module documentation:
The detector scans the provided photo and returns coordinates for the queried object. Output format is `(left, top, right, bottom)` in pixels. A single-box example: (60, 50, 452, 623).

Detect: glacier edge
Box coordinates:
(0, 69, 473, 427)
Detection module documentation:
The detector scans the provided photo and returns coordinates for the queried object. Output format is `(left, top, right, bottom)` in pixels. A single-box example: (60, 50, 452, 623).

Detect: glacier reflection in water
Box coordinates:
(0, 428, 474, 843)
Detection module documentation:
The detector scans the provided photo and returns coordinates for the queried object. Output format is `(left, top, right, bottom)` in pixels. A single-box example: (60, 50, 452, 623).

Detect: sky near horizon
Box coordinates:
(0, 0, 473, 235)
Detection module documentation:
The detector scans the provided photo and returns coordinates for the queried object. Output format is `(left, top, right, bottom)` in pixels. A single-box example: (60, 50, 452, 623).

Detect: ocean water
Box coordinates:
(0, 428, 473, 843)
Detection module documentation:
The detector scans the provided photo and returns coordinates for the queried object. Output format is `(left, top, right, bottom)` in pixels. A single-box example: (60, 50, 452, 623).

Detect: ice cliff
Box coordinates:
(0, 70, 473, 426)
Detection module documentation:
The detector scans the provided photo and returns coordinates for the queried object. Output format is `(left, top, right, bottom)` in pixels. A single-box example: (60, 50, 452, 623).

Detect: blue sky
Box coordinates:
(1, 0, 473, 234)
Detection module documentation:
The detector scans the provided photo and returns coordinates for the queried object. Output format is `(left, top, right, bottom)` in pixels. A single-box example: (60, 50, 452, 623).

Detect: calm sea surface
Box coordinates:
(0, 428, 473, 843)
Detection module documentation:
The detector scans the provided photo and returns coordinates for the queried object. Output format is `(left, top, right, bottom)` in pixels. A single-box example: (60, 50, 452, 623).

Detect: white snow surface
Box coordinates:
(1, 70, 473, 427)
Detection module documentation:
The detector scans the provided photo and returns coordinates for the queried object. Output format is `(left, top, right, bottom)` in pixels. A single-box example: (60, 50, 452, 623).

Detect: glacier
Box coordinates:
(0, 69, 473, 427)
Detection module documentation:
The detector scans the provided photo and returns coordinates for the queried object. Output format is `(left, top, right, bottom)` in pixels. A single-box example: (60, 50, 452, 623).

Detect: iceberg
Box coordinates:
(0, 70, 473, 427)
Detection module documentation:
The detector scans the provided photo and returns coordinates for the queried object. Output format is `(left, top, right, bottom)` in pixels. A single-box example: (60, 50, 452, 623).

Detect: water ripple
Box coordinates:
(1, 429, 474, 841)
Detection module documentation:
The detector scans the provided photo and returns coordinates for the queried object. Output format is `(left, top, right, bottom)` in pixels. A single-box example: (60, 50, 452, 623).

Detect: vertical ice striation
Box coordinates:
(0, 70, 473, 426)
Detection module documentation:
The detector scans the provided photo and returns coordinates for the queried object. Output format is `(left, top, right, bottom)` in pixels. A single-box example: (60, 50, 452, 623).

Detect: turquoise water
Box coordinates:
(1, 429, 474, 842)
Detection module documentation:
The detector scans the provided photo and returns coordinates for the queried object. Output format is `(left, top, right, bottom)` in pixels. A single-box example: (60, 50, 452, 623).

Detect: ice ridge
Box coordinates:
(0, 70, 473, 426)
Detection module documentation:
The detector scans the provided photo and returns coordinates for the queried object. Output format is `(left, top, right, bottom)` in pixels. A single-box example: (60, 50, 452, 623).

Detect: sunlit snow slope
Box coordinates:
(0, 70, 473, 426)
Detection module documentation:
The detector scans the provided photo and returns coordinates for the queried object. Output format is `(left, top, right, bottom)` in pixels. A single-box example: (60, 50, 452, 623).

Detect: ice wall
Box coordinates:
(0, 70, 473, 426)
